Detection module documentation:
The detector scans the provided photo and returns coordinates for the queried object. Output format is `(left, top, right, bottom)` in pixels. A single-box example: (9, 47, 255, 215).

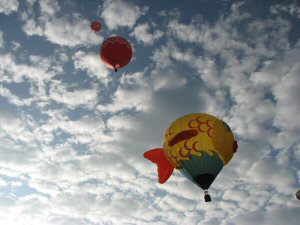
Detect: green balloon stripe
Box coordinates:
(179, 151, 224, 188)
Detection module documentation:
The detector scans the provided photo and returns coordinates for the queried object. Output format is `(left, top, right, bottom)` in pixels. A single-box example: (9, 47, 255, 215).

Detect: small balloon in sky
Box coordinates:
(100, 36, 133, 72)
(144, 113, 238, 202)
(90, 20, 102, 32)
(296, 190, 300, 200)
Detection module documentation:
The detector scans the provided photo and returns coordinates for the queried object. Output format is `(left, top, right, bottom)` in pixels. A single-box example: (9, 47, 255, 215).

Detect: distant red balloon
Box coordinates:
(91, 21, 102, 32)
(100, 36, 133, 72)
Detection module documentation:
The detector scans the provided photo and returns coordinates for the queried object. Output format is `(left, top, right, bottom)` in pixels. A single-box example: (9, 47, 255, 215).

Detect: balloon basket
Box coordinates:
(204, 190, 211, 202)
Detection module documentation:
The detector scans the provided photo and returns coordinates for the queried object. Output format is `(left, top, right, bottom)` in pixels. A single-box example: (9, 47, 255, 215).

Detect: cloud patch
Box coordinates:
(0, 0, 19, 15)
(101, 0, 148, 30)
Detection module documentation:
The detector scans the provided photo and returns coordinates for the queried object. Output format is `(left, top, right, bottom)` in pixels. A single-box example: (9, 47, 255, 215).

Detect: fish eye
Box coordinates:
(223, 122, 232, 132)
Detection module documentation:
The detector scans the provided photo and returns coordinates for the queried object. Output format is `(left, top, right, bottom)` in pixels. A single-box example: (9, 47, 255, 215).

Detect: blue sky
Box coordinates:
(0, 0, 300, 224)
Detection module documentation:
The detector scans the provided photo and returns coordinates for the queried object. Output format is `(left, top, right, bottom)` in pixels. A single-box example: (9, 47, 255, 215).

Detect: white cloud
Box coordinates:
(0, 1, 300, 224)
(43, 17, 103, 47)
(20, 0, 103, 47)
(150, 44, 190, 90)
(198, 58, 221, 88)
(271, 3, 300, 19)
(0, 85, 34, 106)
(250, 59, 285, 87)
(22, 18, 44, 36)
(273, 61, 300, 132)
(0, 51, 80, 110)
(0, 31, 4, 48)
(11, 41, 21, 51)
(39, 0, 60, 17)
(0, 53, 55, 83)
(247, 158, 295, 193)
(152, 68, 187, 91)
(97, 72, 152, 113)
(131, 23, 163, 45)
(167, 19, 202, 43)
(57, 116, 105, 135)
(0, 110, 36, 145)
(151, 44, 173, 69)
(222, 206, 300, 225)
(250, 42, 300, 149)
(101, 0, 148, 30)
(107, 113, 138, 131)
(0, 177, 7, 187)
(223, 189, 250, 202)
(167, 3, 290, 59)
(72, 51, 110, 85)
(0, 0, 19, 15)
(49, 81, 99, 109)
(0, 194, 51, 225)
(97, 86, 152, 112)
(0, 144, 39, 175)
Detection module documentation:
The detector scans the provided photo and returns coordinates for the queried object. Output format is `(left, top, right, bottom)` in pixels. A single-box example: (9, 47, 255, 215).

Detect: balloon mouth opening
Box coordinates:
(92, 26, 101, 31)
(114, 64, 120, 72)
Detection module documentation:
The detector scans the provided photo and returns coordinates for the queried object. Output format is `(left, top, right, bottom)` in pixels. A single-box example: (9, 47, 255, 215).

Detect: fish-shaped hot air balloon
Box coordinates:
(144, 113, 238, 202)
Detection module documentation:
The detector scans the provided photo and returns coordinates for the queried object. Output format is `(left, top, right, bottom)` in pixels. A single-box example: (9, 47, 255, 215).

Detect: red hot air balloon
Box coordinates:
(100, 36, 133, 72)
(91, 21, 102, 32)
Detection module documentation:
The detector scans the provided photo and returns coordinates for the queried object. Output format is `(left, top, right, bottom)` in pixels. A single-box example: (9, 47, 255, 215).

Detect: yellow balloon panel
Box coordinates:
(162, 113, 237, 168)
(212, 119, 235, 164)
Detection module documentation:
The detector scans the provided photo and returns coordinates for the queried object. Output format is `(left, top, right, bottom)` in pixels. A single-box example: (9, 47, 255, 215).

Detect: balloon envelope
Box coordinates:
(163, 113, 237, 190)
(100, 36, 133, 71)
(91, 21, 102, 32)
(163, 113, 237, 168)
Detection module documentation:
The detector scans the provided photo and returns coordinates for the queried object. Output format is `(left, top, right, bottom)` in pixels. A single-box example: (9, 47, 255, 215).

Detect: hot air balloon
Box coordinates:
(90, 21, 102, 32)
(100, 36, 133, 72)
(296, 190, 300, 200)
(144, 113, 238, 202)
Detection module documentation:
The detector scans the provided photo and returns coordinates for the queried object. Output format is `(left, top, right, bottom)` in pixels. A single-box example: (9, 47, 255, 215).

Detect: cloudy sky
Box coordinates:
(0, 0, 300, 224)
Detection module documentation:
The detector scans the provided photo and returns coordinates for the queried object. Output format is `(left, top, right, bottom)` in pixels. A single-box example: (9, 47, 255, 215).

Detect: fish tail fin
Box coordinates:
(144, 148, 174, 184)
